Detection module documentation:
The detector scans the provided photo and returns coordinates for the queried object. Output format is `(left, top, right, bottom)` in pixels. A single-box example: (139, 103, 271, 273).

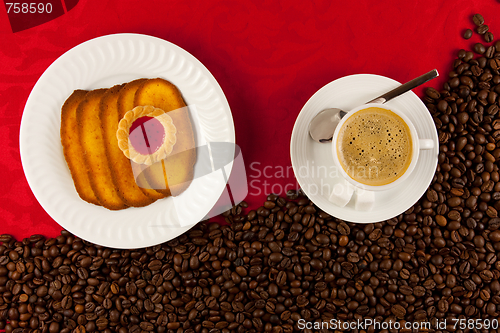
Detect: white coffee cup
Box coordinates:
(329, 103, 434, 208)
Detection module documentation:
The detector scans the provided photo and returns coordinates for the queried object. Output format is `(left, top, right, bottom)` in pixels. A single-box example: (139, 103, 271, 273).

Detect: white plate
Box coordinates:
(291, 74, 438, 223)
(20, 34, 235, 248)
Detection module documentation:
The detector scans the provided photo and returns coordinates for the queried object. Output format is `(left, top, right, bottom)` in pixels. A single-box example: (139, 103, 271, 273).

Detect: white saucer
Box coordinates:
(290, 74, 438, 223)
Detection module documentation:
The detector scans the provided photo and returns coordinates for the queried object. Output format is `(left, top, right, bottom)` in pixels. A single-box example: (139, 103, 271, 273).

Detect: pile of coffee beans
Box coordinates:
(1, 183, 500, 333)
(424, 40, 500, 224)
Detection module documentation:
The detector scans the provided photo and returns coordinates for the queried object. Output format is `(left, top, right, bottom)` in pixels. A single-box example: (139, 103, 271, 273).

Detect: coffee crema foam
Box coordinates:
(337, 107, 413, 186)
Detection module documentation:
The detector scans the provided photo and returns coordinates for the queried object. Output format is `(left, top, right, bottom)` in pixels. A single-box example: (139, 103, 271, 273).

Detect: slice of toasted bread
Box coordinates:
(75, 86, 129, 210)
(134, 78, 196, 196)
(117, 79, 167, 200)
(100, 81, 157, 207)
(61, 90, 101, 206)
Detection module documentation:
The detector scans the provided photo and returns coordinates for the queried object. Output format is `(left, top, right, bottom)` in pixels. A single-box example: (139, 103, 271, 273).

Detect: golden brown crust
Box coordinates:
(117, 79, 166, 200)
(61, 89, 101, 206)
(75, 86, 129, 210)
(134, 78, 197, 196)
(100, 83, 157, 207)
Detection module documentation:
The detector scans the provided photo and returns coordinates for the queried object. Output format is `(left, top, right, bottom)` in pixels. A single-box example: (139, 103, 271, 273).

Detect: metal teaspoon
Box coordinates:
(308, 69, 439, 143)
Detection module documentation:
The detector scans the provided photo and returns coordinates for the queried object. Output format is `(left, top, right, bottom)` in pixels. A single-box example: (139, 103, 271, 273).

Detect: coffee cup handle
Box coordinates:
(419, 139, 434, 150)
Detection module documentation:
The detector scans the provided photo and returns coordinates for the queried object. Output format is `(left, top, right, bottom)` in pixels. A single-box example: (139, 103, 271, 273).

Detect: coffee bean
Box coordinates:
(399, 285, 413, 295)
(474, 43, 486, 55)
(61, 295, 72, 309)
(337, 222, 350, 235)
(487, 206, 498, 218)
(490, 58, 500, 70)
(276, 271, 286, 286)
(49, 322, 60, 333)
(438, 299, 449, 312)
(485, 31, 494, 43)
(391, 304, 406, 318)
(436, 215, 447, 227)
(139, 321, 154, 331)
(426, 87, 441, 100)
(463, 29, 473, 39)
(459, 261, 471, 275)
(147, 259, 162, 271)
(447, 196, 462, 207)
(263, 201, 276, 209)
(286, 189, 299, 199)
(315, 234, 329, 245)
(347, 252, 359, 263)
(473, 14, 484, 26)
(477, 24, 489, 35)
(426, 189, 438, 202)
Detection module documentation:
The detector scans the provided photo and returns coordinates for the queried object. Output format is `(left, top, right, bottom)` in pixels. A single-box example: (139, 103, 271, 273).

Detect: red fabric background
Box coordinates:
(0, 0, 498, 240)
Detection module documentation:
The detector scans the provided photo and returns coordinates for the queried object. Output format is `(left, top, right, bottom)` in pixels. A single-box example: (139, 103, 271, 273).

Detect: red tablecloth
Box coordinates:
(1, 0, 498, 239)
